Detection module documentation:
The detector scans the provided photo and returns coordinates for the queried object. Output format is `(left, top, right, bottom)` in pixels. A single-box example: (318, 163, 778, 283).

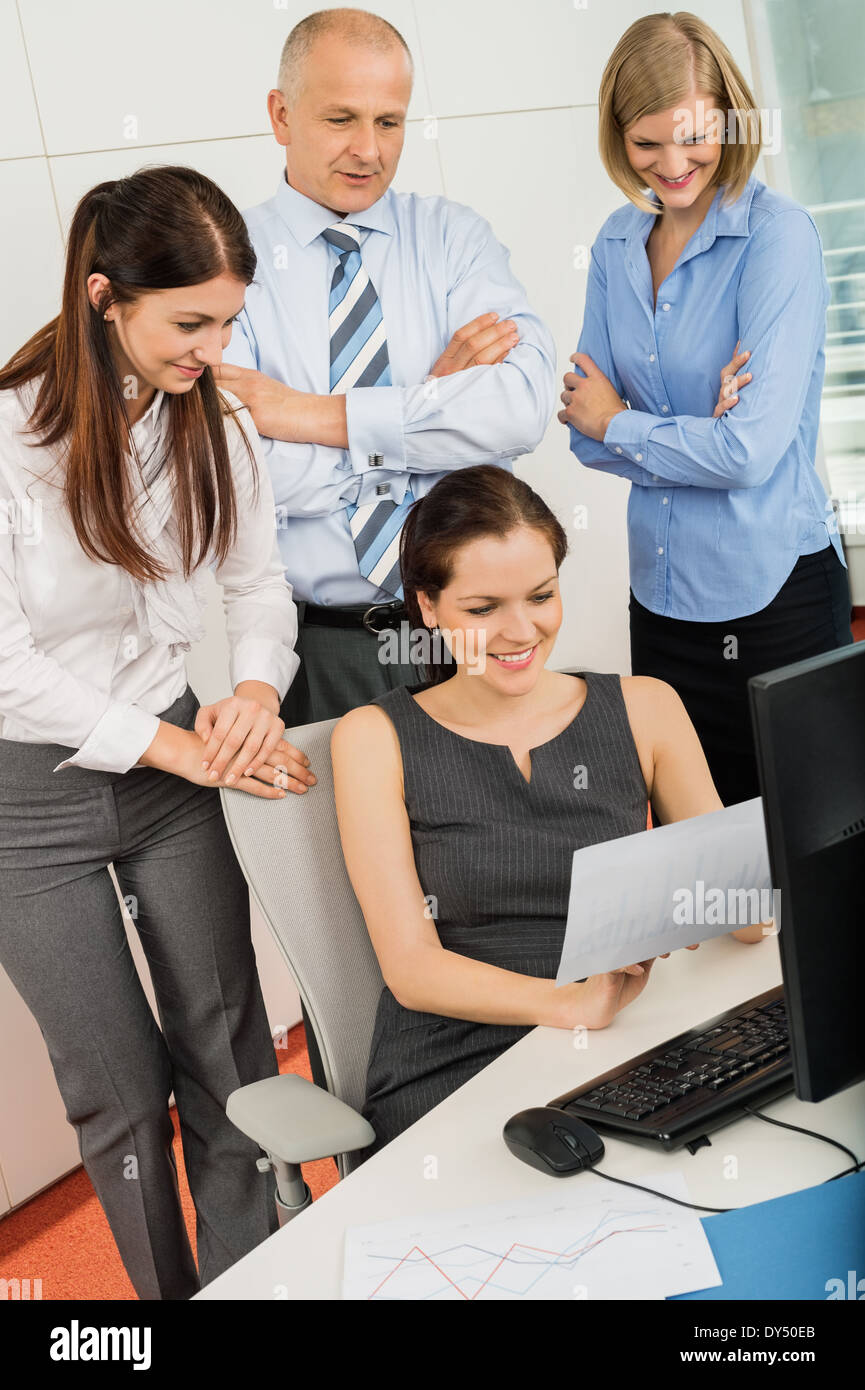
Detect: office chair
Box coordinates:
(218, 717, 382, 1226)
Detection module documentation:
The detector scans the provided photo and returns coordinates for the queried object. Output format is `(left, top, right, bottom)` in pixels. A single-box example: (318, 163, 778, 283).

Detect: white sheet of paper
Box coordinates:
(342, 1170, 722, 1301)
(556, 798, 774, 984)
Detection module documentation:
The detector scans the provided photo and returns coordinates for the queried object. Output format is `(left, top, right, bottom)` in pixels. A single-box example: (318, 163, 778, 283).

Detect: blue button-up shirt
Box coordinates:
(568, 175, 845, 621)
(225, 174, 556, 606)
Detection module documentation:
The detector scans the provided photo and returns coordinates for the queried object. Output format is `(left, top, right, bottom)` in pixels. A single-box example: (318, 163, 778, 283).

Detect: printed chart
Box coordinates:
(343, 1171, 721, 1300)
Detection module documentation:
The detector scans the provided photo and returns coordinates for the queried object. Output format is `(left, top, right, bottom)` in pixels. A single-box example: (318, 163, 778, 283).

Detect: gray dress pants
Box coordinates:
(280, 606, 446, 727)
(0, 684, 279, 1300)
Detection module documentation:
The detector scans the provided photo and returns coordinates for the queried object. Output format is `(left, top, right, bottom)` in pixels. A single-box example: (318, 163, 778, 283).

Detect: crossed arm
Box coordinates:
(560, 210, 825, 491)
(214, 205, 556, 518)
(213, 312, 522, 447)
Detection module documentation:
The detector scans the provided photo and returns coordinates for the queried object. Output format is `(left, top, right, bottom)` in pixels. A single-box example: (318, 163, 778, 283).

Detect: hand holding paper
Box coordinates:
(557, 798, 775, 986)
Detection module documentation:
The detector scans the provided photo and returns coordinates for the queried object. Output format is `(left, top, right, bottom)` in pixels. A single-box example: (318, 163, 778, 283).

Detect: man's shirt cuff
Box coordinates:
(345, 386, 407, 475)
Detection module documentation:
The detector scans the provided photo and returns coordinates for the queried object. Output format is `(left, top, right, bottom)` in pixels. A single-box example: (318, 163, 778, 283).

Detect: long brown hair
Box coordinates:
(400, 465, 569, 685)
(0, 165, 258, 582)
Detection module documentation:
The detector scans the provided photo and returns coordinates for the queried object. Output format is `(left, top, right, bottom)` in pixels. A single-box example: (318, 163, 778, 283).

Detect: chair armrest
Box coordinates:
(226, 1073, 375, 1163)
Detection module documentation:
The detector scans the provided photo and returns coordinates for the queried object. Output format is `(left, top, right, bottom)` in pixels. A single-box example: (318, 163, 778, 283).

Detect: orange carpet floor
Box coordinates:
(0, 1022, 337, 1300)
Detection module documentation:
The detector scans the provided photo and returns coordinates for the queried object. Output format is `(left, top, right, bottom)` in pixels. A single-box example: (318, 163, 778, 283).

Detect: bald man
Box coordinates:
(217, 7, 555, 725)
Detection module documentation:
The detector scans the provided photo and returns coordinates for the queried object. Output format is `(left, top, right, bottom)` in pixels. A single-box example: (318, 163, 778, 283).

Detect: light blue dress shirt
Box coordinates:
(224, 174, 556, 606)
(568, 175, 846, 621)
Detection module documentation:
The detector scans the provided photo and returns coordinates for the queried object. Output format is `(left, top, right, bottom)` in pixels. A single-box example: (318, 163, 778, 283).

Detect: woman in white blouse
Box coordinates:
(0, 166, 313, 1299)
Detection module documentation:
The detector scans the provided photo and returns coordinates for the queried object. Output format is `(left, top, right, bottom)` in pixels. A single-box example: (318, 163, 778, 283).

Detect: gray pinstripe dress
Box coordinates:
(360, 670, 650, 1155)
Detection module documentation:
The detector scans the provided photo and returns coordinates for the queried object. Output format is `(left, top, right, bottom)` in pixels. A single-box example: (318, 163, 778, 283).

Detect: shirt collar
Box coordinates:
(274, 169, 397, 248)
(611, 175, 759, 257)
(131, 388, 165, 437)
(128, 389, 167, 485)
(713, 175, 758, 236)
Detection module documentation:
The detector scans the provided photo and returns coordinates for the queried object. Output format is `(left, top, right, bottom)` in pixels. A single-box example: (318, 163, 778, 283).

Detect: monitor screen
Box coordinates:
(749, 641, 865, 1103)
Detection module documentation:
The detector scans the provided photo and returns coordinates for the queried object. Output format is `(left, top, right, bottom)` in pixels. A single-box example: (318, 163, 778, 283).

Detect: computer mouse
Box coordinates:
(503, 1106, 605, 1176)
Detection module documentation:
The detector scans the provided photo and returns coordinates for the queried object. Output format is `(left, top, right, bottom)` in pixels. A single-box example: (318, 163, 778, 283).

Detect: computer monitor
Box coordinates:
(749, 640, 865, 1103)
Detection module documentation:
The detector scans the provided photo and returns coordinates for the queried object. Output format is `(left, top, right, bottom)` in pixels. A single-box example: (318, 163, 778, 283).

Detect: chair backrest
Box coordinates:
(219, 718, 384, 1178)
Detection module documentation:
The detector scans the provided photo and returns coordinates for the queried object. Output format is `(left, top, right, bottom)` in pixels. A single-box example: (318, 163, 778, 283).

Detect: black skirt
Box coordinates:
(629, 544, 854, 809)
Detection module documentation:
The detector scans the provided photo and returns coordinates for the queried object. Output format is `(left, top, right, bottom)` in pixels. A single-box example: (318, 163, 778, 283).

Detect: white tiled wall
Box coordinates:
(0, 0, 42, 158)
(17, 0, 431, 152)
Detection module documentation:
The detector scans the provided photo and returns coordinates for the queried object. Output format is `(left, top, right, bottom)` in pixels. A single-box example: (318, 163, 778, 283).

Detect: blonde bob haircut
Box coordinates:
(599, 11, 762, 213)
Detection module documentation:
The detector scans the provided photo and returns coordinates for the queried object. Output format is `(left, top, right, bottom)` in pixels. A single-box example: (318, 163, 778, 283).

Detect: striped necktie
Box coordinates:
(322, 221, 413, 601)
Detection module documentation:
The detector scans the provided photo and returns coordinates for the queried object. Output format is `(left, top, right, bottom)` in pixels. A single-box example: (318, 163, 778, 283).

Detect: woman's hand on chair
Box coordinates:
(174, 728, 315, 798)
(255, 739, 318, 794)
(175, 694, 317, 797)
(195, 694, 289, 786)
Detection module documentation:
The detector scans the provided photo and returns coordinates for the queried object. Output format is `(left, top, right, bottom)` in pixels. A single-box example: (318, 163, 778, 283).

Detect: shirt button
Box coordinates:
(635, 452, 643, 461)
(375, 483, 390, 496)
(661, 405, 669, 413)
(649, 353, 656, 362)
(658, 546, 664, 555)
(615, 446, 623, 454)
(662, 496, 669, 505)
(662, 303, 671, 311)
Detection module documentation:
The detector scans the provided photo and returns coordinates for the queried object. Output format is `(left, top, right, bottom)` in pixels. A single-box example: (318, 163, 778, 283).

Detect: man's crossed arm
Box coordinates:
(212, 311, 520, 447)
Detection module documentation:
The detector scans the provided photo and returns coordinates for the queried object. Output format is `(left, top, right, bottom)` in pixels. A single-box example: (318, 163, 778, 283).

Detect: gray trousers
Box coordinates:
(0, 684, 279, 1300)
(280, 607, 447, 727)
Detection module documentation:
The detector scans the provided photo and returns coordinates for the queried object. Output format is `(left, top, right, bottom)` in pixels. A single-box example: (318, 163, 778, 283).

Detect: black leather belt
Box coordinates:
(301, 601, 409, 634)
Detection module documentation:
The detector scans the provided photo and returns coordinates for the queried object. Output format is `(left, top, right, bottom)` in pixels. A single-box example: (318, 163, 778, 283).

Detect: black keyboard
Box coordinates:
(548, 985, 793, 1151)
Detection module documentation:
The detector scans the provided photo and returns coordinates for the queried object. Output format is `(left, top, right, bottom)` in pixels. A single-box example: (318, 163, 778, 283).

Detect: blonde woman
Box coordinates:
(560, 10, 852, 810)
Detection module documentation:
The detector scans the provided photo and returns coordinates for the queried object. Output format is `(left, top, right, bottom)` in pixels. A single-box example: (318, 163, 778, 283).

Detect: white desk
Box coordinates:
(196, 934, 865, 1300)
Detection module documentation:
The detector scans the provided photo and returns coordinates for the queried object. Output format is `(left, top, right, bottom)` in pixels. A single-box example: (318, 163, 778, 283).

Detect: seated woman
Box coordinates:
(331, 465, 763, 1155)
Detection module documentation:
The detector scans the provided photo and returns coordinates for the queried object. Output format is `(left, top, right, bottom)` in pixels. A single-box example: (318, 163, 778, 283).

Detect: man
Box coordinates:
(217, 7, 555, 726)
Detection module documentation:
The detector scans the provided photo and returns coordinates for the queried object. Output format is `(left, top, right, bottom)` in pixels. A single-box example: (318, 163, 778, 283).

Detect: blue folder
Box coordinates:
(668, 1170, 865, 1300)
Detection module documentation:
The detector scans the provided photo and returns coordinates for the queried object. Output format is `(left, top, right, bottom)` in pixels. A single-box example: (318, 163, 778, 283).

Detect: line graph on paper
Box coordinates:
(342, 1172, 721, 1301)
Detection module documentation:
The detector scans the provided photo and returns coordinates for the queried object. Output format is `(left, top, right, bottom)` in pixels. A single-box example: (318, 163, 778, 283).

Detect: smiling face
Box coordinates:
(623, 88, 723, 214)
(269, 33, 412, 216)
(416, 527, 563, 694)
(90, 271, 246, 412)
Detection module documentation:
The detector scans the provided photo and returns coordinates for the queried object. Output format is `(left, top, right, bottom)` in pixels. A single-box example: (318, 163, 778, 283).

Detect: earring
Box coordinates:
(431, 625, 441, 637)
